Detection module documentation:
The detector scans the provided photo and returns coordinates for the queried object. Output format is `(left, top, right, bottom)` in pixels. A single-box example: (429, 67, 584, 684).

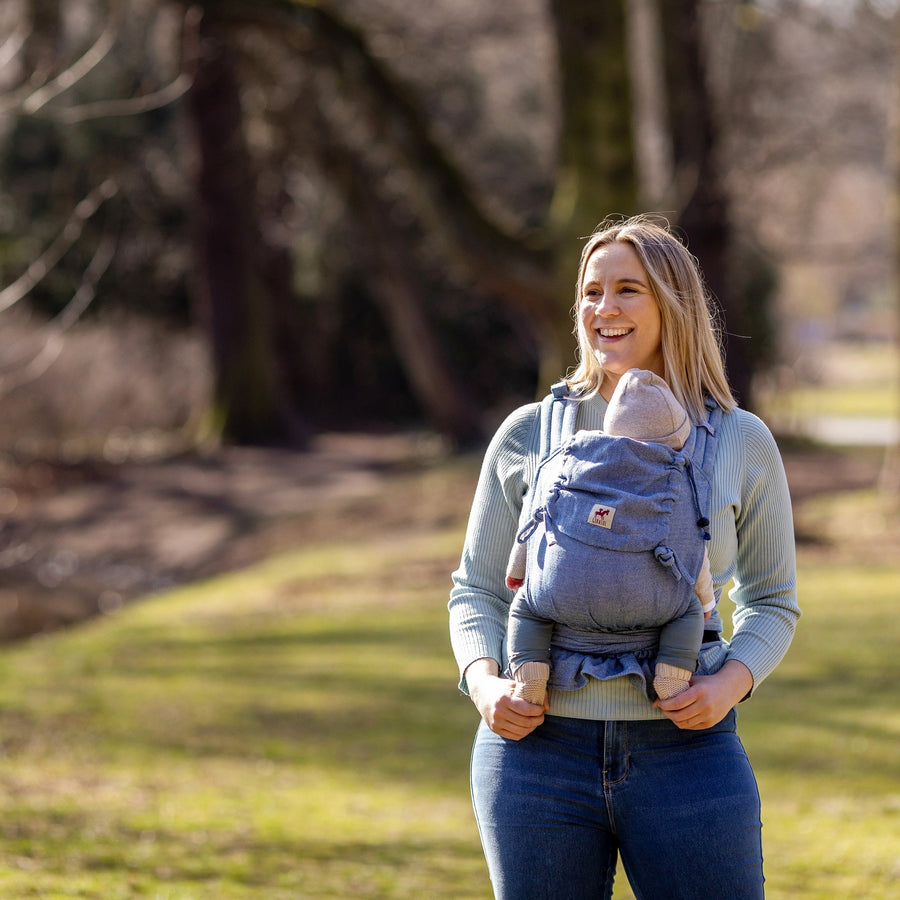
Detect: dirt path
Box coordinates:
(0, 433, 888, 641)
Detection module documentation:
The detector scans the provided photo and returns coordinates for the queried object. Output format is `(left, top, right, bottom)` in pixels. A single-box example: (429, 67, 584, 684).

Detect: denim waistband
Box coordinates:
(545, 706, 738, 748)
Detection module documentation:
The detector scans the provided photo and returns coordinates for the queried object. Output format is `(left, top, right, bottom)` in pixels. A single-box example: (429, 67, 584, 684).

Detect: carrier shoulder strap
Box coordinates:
(680, 396, 723, 543)
(539, 380, 579, 460)
(517, 382, 578, 531)
(692, 395, 723, 479)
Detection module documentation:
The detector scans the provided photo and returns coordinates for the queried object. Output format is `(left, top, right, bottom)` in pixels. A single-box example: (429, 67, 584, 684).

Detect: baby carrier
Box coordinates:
(510, 382, 721, 685)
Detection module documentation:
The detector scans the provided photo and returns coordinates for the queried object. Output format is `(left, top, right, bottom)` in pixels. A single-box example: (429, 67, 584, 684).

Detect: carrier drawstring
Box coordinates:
(518, 470, 575, 547)
(684, 458, 711, 541)
(516, 506, 545, 544)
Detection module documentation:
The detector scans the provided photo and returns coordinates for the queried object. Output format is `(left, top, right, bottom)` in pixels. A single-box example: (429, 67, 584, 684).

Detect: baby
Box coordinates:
(505, 369, 715, 704)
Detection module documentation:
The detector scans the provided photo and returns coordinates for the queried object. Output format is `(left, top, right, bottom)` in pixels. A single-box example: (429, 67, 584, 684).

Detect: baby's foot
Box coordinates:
(653, 662, 693, 700)
(512, 661, 550, 705)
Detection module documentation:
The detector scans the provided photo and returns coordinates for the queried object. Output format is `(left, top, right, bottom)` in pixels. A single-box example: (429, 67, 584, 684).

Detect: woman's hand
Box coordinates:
(465, 658, 547, 741)
(655, 659, 753, 730)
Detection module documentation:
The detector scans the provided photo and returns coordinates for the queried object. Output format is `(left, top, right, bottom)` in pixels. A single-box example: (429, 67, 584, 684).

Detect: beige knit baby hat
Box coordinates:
(604, 369, 691, 450)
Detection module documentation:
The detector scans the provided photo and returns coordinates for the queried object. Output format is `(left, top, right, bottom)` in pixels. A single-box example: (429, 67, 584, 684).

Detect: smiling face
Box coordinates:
(578, 240, 664, 399)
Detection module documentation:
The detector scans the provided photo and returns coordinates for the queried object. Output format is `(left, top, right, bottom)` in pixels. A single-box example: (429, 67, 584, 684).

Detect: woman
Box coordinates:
(448, 216, 799, 899)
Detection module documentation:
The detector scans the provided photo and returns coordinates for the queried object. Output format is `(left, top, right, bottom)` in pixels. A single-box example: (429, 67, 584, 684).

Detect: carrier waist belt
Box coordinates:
(551, 624, 659, 657)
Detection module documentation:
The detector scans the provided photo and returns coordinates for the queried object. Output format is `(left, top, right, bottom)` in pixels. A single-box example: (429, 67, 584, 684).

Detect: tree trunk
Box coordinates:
(550, 0, 638, 236)
(547, 0, 640, 388)
(660, 0, 757, 408)
(184, 12, 288, 445)
(625, 0, 674, 209)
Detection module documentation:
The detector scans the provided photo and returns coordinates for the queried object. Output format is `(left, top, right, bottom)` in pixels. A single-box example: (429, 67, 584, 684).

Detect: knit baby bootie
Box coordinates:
(653, 662, 693, 700)
(512, 661, 550, 705)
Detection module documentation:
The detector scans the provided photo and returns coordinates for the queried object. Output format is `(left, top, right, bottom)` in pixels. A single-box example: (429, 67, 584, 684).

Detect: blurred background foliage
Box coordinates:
(0, 0, 897, 451)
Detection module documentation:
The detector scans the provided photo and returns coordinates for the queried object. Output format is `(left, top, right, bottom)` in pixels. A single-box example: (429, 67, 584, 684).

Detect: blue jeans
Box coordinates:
(470, 710, 763, 900)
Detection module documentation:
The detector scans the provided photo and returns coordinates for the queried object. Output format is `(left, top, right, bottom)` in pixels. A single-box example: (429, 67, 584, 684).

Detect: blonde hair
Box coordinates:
(567, 215, 736, 421)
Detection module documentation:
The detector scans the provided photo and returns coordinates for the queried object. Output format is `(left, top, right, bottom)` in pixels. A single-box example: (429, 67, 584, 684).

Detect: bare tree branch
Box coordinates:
(51, 228, 117, 331)
(44, 71, 192, 124)
(0, 179, 118, 314)
(29, 5, 199, 124)
(0, 227, 116, 394)
(0, 23, 29, 74)
(21, 19, 118, 116)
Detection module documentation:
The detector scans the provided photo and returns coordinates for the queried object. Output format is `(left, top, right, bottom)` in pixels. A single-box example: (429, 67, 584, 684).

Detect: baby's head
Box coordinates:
(605, 369, 690, 450)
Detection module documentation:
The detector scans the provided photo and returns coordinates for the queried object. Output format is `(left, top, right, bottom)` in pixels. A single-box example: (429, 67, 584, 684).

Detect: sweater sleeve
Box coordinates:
(448, 403, 540, 693)
(724, 411, 800, 691)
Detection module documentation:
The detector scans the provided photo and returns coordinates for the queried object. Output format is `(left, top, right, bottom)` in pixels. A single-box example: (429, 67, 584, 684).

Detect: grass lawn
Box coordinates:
(738, 562, 900, 900)
(0, 470, 897, 897)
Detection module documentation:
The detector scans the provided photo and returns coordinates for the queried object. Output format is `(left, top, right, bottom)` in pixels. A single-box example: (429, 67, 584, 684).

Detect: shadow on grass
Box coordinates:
(8, 615, 899, 789)
(739, 672, 899, 783)
(0, 806, 486, 896)
(0, 618, 481, 787)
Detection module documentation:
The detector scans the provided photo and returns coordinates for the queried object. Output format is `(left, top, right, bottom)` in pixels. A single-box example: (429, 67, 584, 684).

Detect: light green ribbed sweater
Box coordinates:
(448, 392, 799, 720)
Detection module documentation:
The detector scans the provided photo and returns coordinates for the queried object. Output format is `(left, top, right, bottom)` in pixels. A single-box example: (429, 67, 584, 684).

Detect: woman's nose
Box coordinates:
(592, 293, 619, 317)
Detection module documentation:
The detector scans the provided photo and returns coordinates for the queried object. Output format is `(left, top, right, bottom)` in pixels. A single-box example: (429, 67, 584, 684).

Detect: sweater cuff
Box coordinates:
(726, 628, 794, 695)
(453, 631, 505, 695)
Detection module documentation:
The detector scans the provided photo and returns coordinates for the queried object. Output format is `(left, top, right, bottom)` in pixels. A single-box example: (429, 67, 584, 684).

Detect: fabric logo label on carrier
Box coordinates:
(588, 503, 616, 529)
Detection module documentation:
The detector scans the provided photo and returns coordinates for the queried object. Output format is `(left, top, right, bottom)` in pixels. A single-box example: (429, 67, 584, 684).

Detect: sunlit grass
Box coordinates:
(0, 480, 896, 897)
(759, 382, 899, 419)
(0, 527, 488, 899)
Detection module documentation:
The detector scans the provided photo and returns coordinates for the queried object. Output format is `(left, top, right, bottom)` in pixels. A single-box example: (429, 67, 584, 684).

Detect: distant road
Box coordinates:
(776, 415, 900, 447)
